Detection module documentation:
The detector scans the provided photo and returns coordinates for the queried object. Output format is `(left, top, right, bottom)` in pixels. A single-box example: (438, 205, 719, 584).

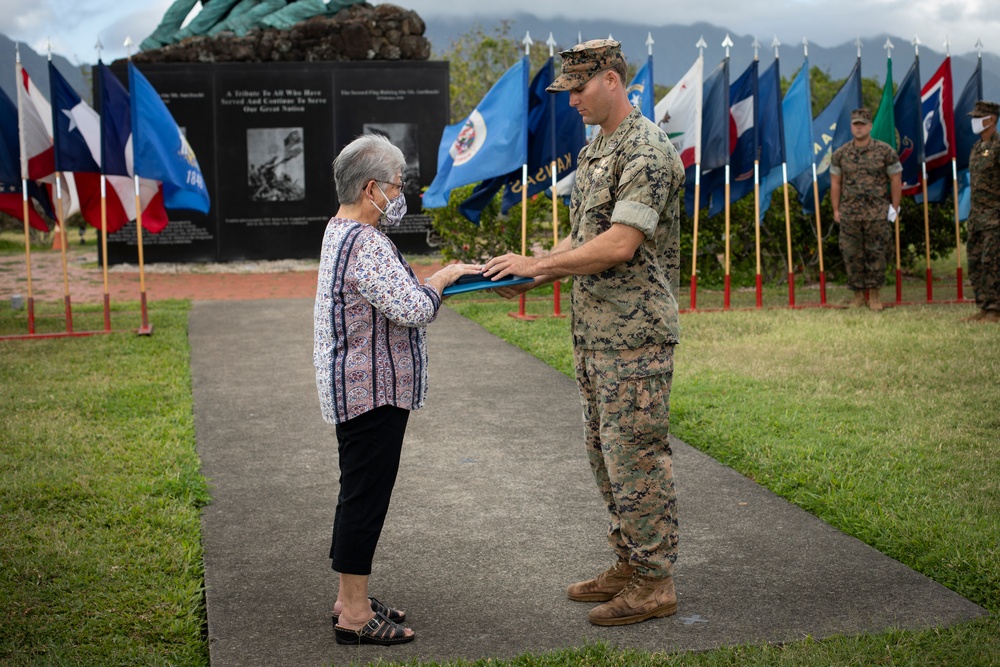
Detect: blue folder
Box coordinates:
(442, 273, 534, 296)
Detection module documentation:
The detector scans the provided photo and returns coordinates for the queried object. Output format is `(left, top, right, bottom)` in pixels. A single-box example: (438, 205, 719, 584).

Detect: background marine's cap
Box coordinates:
(546, 39, 625, 93)
(850, 108, 872, 124)
(969, 100, 1000, 117)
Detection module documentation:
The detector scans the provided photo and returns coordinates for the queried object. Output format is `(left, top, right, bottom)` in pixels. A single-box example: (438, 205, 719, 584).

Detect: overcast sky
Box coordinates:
(0, 0, 996, 65)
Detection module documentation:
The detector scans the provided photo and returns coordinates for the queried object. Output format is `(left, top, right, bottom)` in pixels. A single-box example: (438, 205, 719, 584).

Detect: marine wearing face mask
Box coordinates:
(964, 100, 1000, 324)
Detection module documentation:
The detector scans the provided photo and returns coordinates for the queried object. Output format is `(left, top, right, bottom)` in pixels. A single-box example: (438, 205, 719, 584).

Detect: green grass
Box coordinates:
(4, 281, 999, 666)
(0, 299, 209, 666)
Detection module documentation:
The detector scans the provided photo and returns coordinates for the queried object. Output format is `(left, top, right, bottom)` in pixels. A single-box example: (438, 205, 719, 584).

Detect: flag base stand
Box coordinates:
(723, 275, 731, 310)
(550, 282, 566, 318)
(819, 272, 828, 305)
(787, 273, 796, 308)
(137, 292, 154, 336)
(926, 268, 934, 303)
(895, 269, 903, 304)
(103, 294, 112, 332)
(689, 275, 697, 311)
(508, 294, 539, 321)
(755, 274, 763, 309)
(956, 267, 964, 301)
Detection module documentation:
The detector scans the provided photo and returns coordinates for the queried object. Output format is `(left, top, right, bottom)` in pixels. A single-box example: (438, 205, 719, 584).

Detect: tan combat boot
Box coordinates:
(843, 290, 866, 308)
(566, 560, 634, 602)
(587, 573, 678, 626)
(868, 288, 884, 311)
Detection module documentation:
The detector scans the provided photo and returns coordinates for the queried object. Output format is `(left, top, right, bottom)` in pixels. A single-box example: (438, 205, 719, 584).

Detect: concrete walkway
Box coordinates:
(188, 299, 985, 667)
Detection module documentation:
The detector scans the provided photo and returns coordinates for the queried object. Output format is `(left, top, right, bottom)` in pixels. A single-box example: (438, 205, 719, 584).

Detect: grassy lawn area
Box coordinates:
(2, 278, 997, 665)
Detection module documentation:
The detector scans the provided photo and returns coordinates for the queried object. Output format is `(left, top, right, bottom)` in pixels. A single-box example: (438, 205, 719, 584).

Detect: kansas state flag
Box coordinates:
(423, 57, 529, 209)
(627, 57, 655, 122)
(128, 62, 210, 213)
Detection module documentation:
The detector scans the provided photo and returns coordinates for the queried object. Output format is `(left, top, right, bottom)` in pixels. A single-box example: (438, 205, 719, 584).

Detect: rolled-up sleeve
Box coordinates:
(353, 232, 441, 327)
(612, 152, 672, 239)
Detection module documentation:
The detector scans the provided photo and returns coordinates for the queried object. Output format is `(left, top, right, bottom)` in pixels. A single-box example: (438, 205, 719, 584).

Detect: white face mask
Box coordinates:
(972, 117, 992, 135)
(371, 182, 407, 227)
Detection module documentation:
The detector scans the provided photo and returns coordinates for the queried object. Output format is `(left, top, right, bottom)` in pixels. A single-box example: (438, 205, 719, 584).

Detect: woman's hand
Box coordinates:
(424, 263, 482, 296)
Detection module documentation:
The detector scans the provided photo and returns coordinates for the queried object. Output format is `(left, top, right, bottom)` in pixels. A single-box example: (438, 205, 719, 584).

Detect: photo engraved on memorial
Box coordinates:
(247, 127, 306, 202)
(363, 123, 419, 197)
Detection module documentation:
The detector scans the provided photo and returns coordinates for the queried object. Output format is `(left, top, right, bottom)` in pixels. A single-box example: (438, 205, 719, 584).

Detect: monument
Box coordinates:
(101, 2, 448, 264)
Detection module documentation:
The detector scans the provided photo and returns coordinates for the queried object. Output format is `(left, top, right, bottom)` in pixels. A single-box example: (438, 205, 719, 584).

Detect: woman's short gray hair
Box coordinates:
(333, 133, 407, 205)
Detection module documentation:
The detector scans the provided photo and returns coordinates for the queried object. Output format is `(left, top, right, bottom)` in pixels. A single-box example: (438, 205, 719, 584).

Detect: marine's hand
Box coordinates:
(482, 253, 538, 280)
(491, 280, 537, 299)
(434, 262, 483, 286)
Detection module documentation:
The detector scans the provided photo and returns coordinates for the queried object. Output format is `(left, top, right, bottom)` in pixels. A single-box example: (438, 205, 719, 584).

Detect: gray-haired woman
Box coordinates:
(314, 133, 480, 645)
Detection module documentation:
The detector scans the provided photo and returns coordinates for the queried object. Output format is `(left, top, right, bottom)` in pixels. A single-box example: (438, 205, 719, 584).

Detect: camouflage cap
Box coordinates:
(969, 100, 1000, 117)
(851, 108, 872, 124)
(546, 39, 626, 93)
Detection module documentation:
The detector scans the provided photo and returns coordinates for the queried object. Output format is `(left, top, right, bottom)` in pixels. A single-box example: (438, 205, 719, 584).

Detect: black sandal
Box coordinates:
(331, 596, 405, 624)
(333, 610, 414, 645)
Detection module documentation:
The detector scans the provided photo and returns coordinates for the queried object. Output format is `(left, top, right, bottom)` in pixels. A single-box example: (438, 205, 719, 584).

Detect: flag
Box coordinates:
(15, 62, 55, 181)
(757, 59, 784, 179)
(954, 56, 982, 220)
(687, 58, 728, 216)
(921, 57, 954, 171)
(954, 57, 982, 173)
(655, 55, 703, 169)
(790, 58, 862, 211)
(761, 56, 811, 218)
(894, 57, 923, 195)
(0, 86, 51, 231)
(458, 57, 585, 222)
(98, 64, 169, 233)
(49, 61, 134, 234)
(627, 56, 655, 121)
(128, 62, 211, 213)
(423, 57, 529, 209)
(871, 57, 895, 146)
(707, 60, 758, 217)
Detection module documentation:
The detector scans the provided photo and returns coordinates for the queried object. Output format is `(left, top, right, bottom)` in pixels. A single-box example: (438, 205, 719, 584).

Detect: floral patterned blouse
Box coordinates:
(313, 218, 441, 424)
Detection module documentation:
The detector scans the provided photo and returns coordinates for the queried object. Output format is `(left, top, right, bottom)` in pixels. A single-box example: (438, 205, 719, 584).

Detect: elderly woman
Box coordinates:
(314, 133, 479, 645)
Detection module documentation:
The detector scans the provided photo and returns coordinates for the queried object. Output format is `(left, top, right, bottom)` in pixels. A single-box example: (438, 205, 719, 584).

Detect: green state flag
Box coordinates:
(871, 56, 896, 148)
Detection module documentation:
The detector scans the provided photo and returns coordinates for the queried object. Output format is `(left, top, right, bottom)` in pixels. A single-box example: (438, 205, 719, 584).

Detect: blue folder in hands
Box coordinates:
(442, 273, 533, 296)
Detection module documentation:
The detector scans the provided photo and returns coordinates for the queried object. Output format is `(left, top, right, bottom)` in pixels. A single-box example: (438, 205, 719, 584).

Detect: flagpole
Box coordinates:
(511, 34, 536, 321)
(14, 47, 36, 334)
(547, 33, 564, 318)
(690, 37, 707, 311)
(946, 37, 963, 302)
(96, 43, 111, 331)
(722, 34, 733, 311)
(770, 38, 796, 308)
(913, 37, 934, 303)
(752, 38, 763, 309)
(126, 39, 154, 335)
(886, 38, 903, 306)
(804, 38, 827, 306)
(47, 44, 73, 333)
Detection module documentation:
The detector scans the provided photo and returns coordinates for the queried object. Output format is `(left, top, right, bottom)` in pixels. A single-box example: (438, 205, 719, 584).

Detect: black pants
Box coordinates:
(330, 405, 409, 575)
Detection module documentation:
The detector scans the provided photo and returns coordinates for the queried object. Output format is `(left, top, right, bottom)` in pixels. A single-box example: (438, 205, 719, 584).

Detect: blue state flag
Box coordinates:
(894, 57, 923, 196)
(955, 57, 983, 173)
(761, 56, 812, 219)
(459, 57, 585, 222)
(128, 62, 210, 213)
(627, 56, 655, 121)
(424, 57, 529, 209)
(791, 58, 861, 212)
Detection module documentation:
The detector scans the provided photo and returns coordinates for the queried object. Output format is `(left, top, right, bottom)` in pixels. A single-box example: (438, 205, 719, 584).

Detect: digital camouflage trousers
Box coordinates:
(839, 217, 892, 290)
(574, 342, 679, 579)
(968, 225, 1000, 312)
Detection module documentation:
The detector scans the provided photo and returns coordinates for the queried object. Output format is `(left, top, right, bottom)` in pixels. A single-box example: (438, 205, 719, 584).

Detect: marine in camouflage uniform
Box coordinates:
(965, 100, 1000, 323)
(830, 108, 903, 310)
(482, 40, 684, 626)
